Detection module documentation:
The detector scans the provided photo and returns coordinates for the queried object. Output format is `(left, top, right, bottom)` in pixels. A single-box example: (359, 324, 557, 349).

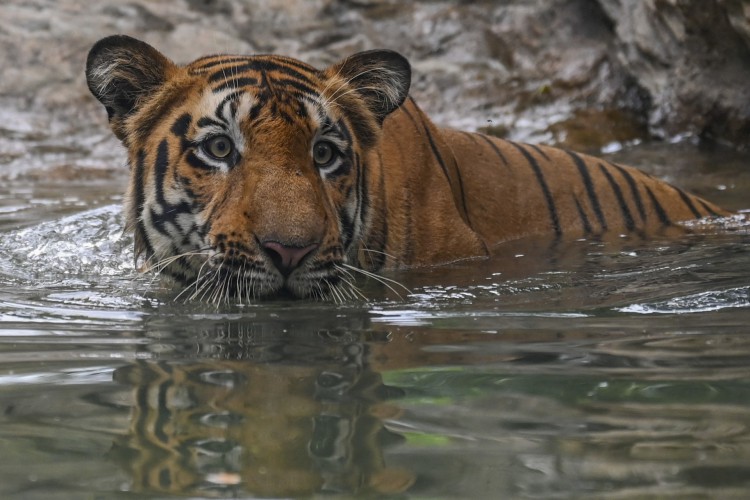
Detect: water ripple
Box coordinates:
(618, 286, 750, 314)
(0, 204, 132, 278)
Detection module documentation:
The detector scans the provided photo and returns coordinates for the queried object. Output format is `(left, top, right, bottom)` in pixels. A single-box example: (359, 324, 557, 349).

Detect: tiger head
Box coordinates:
(86, 35, 410, 300)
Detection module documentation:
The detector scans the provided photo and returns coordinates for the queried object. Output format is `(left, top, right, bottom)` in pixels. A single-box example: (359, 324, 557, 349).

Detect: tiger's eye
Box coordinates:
(205, 135, 233, 159)
(313, 141, 336, 166)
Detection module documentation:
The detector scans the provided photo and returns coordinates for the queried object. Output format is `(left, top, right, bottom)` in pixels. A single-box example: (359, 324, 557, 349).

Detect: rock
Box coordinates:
(596, 0, 750, 147)
(0, 0, 748, 157)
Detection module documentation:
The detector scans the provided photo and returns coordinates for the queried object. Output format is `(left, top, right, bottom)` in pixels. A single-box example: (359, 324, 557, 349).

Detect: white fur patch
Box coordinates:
(193, 89, 255, 172)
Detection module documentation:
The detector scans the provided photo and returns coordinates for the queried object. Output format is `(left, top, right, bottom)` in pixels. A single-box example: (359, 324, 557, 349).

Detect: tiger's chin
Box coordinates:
(165, 263, 348, 303)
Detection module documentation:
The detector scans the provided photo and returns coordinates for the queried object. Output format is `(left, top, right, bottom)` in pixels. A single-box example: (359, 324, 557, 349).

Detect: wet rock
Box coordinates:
(0, 0, 748, 157)
(596, 0, 750, 147)
(100, 4, 175, 32)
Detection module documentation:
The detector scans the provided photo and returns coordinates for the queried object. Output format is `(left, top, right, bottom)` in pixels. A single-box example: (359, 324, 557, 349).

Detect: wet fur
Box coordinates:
(86, 35, 728, 301)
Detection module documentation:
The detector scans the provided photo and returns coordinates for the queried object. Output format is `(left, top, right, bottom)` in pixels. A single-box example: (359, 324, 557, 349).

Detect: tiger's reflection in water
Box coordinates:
(109, 327, 415, 497)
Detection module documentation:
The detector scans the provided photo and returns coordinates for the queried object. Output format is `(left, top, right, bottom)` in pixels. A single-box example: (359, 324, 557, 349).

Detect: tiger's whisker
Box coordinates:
(340, 263, 409, 300)
(337, 273, 367, 302)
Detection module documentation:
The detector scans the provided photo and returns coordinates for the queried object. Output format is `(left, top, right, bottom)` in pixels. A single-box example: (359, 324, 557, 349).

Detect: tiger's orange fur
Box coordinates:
(85, 35, 728, 300)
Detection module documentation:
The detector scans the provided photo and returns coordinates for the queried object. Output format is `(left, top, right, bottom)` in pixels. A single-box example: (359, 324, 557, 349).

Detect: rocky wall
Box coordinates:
(0, 0, 748, 152)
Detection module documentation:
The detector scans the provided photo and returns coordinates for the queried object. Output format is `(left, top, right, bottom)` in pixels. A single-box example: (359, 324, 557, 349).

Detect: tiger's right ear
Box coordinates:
(86, 35, 174, 135)
(325, 49, 411, 124)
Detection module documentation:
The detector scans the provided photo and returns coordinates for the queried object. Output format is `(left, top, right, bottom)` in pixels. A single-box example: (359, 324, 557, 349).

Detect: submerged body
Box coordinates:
(363, 100, 726, 268)
(85, 35, 728, 300)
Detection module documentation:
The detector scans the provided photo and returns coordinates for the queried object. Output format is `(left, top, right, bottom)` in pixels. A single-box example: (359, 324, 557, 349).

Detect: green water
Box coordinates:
(1, 125, 750, 498)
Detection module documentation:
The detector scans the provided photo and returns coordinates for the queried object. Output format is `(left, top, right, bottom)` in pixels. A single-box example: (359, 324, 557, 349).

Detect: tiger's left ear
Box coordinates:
(326, 49, 411, 123)
(86, 35, 175, 140)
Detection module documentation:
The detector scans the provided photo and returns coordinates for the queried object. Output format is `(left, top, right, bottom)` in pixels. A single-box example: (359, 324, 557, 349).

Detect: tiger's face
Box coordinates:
(86, 36, 410, 300)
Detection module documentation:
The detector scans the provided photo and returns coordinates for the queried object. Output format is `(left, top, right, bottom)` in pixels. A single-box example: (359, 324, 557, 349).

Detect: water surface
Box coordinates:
(1, 121, 750, 498)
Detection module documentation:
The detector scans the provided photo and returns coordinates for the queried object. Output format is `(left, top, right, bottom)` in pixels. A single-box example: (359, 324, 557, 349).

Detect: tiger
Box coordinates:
(85, 35, 729, 301)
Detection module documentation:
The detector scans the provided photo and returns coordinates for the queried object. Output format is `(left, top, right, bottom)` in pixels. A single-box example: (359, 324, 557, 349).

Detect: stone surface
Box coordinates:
(597, 0, 750, 146)
(0, 0, 748, 151)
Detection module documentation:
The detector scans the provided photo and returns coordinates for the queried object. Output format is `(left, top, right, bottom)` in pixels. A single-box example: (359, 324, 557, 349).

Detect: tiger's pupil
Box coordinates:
(313, 142, 335, 166)
(206, 136, 232, 159)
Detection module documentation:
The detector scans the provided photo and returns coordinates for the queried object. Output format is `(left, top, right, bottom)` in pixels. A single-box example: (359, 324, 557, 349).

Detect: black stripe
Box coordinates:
(611, 163, 647, 223)
(207, 60, 316, 86)
(207, 64, 243, 83)
(165, 268, 192, 284)
(599, 163, 635, 231)
(133, 149, 147, 224)
(399, 113, 415, 263)
(170, 113, 192, 137)
(574, 197, 592, 235)
(207, 63, 242, 83)
(527, 144, 550, 161)
(477, 134, 510, 169)
(193, 56, 252, 70)
(369, 151, 388, 271)
(401, 100, 417, 125)
(417, 116, 452, 186)
(185, 151, 214, 171)
(196, 54, 318, 76)
(414, 112, 472, 225)
(339, 206, 355, 250)
(567, 151, 607, 231)
(450, 148, 471, 229)
(403, 186, 413, 264)
(336, 119, 353, 145)
(276, 106, 295, 124)
(154, 140, 170, 207)
(460, 131, 478, 144)
(268, 77, 319, 97)
(509, 142, 561, 237)
(248, 99, 265, 122)
(132, 149, 154, 257)
(645, 186, 672, 226)
(196, 116, 224, 129)
(179, 227, 197, 248)
(323, 159, 352, 179)
(152, 141, 195, 236)
(320, 115, 335, 133)
(212, 76, 259, 93)
(210, 90, 245, 125)
(305, 260, 332, 273)
(293, 97, 310, 119)
(356, 153, 368, 244)
(673, 186, 703, 219)
(697, 199, 721, 217)
(170, 113, 193, 155)
(150, 203, 195, 237)
(269, 56, 320, 75)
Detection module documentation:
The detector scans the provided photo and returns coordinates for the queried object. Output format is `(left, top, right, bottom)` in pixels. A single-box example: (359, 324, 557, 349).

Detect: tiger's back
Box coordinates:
(444, 129, 726, 243)
(361, 98, 728, 269)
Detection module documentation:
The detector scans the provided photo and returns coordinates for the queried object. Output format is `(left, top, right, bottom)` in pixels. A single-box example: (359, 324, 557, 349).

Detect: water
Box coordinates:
(1, 119, 750, 499)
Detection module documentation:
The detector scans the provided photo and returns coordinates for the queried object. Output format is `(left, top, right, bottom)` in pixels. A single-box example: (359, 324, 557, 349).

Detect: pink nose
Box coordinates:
(261, 241, 318, 276)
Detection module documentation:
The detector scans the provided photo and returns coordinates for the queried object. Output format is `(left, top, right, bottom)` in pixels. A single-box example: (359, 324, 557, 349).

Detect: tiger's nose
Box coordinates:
(261, 241, 318, 276)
